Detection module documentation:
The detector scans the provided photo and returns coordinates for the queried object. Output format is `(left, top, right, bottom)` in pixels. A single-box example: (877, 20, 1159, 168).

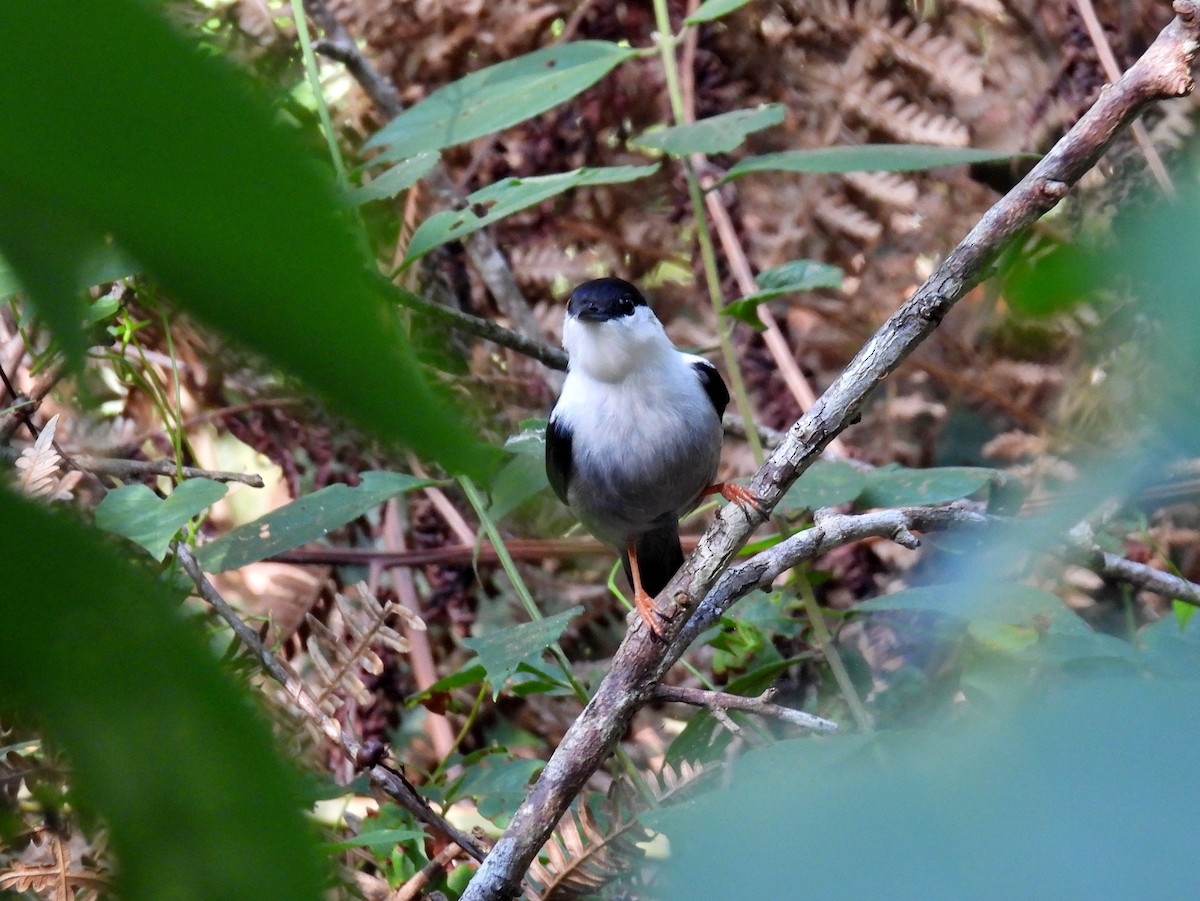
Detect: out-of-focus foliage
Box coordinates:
(0, 488, 326, 901)
(653, 671, 1200, 898)
(0, 0, 489, 475)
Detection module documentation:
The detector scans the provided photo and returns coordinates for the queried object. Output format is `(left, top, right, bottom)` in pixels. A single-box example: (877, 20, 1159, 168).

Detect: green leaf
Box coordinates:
(95, 479, 228, 562)
(858, 584, 1074, 630)
(633, 104, 784, 155)
(454, 757, 545, 821)
(1000, 240, 1105, 317)
(686, 0, 754, 23)
(508, 661, 575, 697)
(654, 677, 1200, 898)
(350, 152, 439, 204)
(724, 145, 1031, 181)
(0, 242, 139, 303)
(752, 259, 845, 298)
(197, 471, 432, 572)
(0, 206, 106, 365)
(487, 453, 551, 521)
(409, 663, 487, 706)
(324, 827, 429, 851)
(722, 259, 844, 327)
(776, 460, 869, 513)
(404, 165, 658, 264)
(0, 487, 326, 901)
(858, 464, 996, 507)
(0, 0, 490, 476)
(366, 41, 638, 162)
(462, 606, 583, 695)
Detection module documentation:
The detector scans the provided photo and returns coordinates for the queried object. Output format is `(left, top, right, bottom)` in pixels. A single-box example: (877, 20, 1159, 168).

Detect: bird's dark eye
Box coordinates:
(618, 296, 635, 315)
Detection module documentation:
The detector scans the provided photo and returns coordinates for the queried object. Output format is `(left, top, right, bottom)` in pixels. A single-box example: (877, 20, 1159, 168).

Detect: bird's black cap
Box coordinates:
(567, 278, 648, 323)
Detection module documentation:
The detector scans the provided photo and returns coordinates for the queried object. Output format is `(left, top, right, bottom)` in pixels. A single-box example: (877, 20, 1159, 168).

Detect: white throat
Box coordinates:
(562, 306, 676, 383)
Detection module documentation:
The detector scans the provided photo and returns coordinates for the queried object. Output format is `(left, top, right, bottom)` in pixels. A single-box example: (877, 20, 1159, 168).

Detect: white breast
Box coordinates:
(552, 313, 722, 543)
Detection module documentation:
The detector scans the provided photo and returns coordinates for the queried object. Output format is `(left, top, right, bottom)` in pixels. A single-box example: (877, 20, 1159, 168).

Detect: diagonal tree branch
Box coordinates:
(173, 543, 489, 864)
(461, 7, 1200, 898)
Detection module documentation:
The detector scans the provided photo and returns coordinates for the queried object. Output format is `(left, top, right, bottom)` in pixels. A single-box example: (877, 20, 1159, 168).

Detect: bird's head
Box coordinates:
(562, 278, 672, 382)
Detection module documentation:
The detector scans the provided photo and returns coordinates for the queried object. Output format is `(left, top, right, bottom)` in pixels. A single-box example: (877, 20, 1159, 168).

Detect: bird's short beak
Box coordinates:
(571, 301, 607, 323)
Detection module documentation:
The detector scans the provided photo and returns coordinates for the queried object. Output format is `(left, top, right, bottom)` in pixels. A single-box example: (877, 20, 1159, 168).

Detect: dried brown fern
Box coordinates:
(841, 170, 919, 210)
(305, 583, 422, 716)
(870, 19, 985, 97)
(0, 828, 110, 901)
(13, 415, 81, 502)
(850, 80, 971, 147)
(525, 761, 715, 900)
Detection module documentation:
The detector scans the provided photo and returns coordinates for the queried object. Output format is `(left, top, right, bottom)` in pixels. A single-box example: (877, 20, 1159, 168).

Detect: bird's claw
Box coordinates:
(633, 589, 672, 639)
(704, 482, 765, 516)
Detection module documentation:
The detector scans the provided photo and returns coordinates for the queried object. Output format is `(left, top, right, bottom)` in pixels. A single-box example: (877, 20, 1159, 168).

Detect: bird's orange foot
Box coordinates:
(703, 481, 765, 514)
(633, 588, 670, 638)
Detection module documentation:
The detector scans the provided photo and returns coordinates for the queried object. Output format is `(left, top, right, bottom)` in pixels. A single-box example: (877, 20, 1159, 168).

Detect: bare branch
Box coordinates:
(394, 843, 465, 901)
(461, 9, 1200, 898)
(395, 288, 567, 371)
(301, 0, 402, 118)
(1091, 549, 1200, 606)
(70, 455, 265, 487)
(677, 504, 991, 646)
(654, 685, 839, 733)
(0, 361, 65, 444)
(173, 543, 488, 863)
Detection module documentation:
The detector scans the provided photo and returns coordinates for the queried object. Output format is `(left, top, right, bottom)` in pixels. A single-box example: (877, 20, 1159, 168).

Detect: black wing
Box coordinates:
(691, 360, 730, 418)
(545, 415, 573, 505)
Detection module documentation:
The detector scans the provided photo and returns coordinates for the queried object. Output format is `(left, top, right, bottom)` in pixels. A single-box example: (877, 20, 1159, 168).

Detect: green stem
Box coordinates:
(459, 476, 585, 697)
(794, 571, 872, 733)
(289, 0, 348, 187)
(650, 0, 764, 464)
(429, 682, 487, 782)
(157, 306, 186, 482)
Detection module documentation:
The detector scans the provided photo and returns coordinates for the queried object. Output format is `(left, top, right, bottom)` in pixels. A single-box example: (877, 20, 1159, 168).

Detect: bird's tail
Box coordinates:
(621, 522, 685, 599)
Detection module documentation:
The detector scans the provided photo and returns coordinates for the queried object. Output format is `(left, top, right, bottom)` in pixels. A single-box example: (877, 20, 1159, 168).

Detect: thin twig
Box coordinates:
(679, 16, 848, 458)
(1091, 549, 1200, 606)
(173, 543, 488, 863)
(394, 843, 465, 901)
(0, 357, 38, 441)
(302, 0, 402, 116)
(395, 288, 568, 372)
(678, 504, 990, 646)
(0, 361, 64, 444)
(460, 10, 1200, 897)
(270, 536, 614, 567)
(70, 455, 265, 487)
(653, 685, 838, 733)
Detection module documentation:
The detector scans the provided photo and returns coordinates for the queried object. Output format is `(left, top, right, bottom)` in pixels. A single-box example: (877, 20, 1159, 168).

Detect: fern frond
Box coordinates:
(303, 583, 419, 713)
(870, 19, 984, 97)
(946, 0, 1009, 23)
(14, 414, 81, 502)
(851, 81, 970, 146)
(841, 171, 919, 210)
(527, 798, 651, 901)
(814, 195, 884, 243)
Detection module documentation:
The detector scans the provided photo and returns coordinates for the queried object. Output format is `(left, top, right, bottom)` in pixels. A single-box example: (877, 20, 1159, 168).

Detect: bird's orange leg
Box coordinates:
(626, 540, 667, 637)
(702, 482, 765, 514)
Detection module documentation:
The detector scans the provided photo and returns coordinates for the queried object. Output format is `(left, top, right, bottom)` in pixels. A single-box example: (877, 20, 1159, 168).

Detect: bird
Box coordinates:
(545, 277, 760, 636)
